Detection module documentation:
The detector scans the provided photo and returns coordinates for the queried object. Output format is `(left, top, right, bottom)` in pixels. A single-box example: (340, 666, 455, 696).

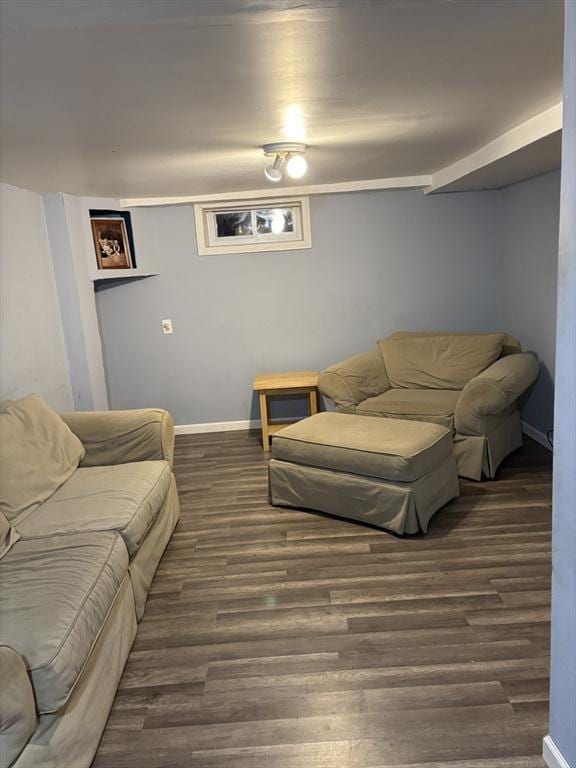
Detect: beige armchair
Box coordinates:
(319, 331, 539, 480)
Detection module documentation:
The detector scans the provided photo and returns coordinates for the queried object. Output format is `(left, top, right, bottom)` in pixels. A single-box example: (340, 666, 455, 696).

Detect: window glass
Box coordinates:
(215, 211, 253, 238)
(255, 208, 294, 235)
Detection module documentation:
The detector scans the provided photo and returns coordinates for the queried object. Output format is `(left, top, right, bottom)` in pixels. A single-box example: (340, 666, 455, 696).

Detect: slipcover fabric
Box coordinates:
(0, 395, 85, 523)
(0, 646, 36, 768)
(0, 532, 128, 714)
(60, 408, 175, 467)
(386, 330, 521, 357)
(129, 474, 180, 619)
(12, 576, 137, 768)
(454, 410, 524, 481)
(272, 413, 452, 483)
(269, 454, 459, 535)
(356, 388, 460, 429)
(0, 512, 19, 561)
(318, 348, 389, 410)
(377, 333, 504, 390)
(318, 331, 538, 480)
(16, 460, 172, 556)
(0, 403, 180, 767)
(455, 353, 540, 435)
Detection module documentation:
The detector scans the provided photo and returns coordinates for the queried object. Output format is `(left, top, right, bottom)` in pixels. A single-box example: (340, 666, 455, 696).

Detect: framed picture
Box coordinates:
(90, 217, 133, 270)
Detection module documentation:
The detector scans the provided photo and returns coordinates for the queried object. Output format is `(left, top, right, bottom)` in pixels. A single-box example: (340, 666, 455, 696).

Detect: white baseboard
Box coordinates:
(177, 418, 554, 445)
(175, 419, 258, 435)
(174, 418, 303, 435)
(543, 735, 573, 768)
(522, 421, 552, 451)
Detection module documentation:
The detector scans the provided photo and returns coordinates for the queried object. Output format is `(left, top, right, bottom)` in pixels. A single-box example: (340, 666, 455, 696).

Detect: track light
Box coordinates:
(262, 142, 308, 183)
(264, 153, 283, 182)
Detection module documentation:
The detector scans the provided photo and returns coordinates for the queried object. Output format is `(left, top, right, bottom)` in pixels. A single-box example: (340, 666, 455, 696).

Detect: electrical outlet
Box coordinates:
(161, 319, 173, 335)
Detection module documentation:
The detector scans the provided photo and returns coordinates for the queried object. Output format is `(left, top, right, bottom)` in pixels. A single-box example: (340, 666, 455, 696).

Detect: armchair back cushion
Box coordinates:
(0, 395, 85, 522)
(378, 333, 505, 390)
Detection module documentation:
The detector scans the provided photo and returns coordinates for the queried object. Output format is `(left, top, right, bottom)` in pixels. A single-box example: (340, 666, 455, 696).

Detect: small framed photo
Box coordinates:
(90, 217, 133, 270)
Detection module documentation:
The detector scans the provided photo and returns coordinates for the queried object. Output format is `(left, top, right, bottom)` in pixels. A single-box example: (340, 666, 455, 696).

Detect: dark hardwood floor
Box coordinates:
(93, 432, 553, 768)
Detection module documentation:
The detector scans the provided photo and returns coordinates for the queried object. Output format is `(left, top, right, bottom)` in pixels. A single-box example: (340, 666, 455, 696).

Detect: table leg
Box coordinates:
(308, 388, 318, 416)
(259, 391, 270, 450)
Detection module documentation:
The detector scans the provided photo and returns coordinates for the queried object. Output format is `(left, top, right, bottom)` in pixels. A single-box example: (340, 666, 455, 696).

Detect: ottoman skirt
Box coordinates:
(269, 454, 459, 535)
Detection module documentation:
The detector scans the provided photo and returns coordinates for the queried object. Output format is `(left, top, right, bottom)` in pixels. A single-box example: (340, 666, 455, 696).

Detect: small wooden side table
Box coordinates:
(252, 370, 319, 451)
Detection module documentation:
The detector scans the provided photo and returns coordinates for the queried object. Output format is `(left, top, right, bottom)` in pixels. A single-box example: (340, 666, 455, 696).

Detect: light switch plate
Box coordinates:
(162, 319, 173, 334)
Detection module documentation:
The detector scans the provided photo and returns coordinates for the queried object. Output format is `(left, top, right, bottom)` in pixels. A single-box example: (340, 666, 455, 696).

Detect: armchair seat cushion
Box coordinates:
(17, 461, 172, 556)
(356, 389, 461, 429)
(0, 532, 128, 714)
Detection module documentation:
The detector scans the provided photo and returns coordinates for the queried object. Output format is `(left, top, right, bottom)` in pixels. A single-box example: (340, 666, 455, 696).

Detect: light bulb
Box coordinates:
(286, 153, 307, 179)
(271, 209, 285, 234)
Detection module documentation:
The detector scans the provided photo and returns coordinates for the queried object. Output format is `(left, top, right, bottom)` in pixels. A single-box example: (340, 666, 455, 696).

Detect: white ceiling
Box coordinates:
(0, 0, 564, 198)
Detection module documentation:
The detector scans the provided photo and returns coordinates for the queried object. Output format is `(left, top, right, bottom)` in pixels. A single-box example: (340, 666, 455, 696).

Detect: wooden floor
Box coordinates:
(93, 432, 553, 768)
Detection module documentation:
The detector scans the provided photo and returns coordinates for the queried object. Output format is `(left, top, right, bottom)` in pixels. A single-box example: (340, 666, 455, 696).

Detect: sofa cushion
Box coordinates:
(356, 389, 461, 429)
(17, 461, 172, 557)
(0, 532, 128, 714)
(0, 511, 20, 560)
(272, 412, 452, 483)
(0, 395, 85, 523)
(0, 645, 37, 767)
(378, 333, 504, 390)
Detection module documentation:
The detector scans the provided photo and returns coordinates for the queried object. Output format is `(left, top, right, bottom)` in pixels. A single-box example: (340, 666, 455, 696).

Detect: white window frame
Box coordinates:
(193, 197, 311, 256)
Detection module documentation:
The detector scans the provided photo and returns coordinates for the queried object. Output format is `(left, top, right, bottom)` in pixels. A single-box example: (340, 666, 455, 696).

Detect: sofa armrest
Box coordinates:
(318, 349, 389, 411)
(455, 353, 539, 435)
(0, 646, 37, 768)
(60, 408, 175, 467)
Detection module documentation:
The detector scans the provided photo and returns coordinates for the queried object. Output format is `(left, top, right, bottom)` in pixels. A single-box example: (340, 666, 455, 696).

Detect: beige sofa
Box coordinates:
(318, 332, 539, 480)
(0, 395, 180, 768)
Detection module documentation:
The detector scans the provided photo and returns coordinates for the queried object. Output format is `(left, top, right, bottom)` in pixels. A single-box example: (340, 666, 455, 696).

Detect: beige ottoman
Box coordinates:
(269, 412, 460, 535)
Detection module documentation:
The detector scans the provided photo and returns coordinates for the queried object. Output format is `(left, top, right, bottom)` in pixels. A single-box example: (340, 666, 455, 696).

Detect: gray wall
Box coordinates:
(0, 183, 73, 410)
(547, 2, 576, 766)
(43, 194, 109, 410)
(44, 193, 98, 410)
(95, 188, 501, 425)
(500, 170, 561, 436)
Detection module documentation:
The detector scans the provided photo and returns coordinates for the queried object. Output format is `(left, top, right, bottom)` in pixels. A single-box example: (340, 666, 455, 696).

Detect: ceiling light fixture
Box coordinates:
(262, 142, 308, 183)
(264, 153, 283, 182)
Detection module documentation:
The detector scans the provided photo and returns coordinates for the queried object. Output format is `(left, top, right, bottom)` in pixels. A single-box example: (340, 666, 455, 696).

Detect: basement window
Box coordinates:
(193, 197, 311, 255)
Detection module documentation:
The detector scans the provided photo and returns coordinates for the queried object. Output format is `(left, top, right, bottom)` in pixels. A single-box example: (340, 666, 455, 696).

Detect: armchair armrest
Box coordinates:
(455, 353, 539, 435)
(60, 408, 175, 467)
(318, 349, 389, 411)
(0, 645, 37, 768)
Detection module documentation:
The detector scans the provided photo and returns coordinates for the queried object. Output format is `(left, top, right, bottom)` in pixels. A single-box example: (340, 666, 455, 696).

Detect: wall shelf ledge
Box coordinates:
(92, 272, 158, 283)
